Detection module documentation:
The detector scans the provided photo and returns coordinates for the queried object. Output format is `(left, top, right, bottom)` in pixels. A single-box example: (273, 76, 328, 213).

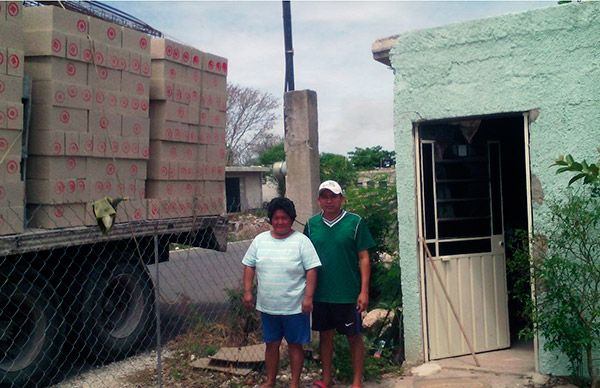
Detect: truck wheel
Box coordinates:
(0, 267, 65, 387)
(78, 260, 155, 361)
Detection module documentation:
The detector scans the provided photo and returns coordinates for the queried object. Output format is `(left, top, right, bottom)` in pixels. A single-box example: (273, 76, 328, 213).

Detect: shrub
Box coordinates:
(516, 188, 600, 386)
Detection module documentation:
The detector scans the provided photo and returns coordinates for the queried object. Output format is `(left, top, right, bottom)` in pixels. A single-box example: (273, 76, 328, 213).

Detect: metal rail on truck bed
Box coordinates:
(0, 216, 228, 256)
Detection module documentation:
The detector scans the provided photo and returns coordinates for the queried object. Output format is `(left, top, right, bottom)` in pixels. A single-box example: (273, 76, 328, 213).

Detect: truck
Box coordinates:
(0, 214, 227, 387)
(0, 1, 228, 386)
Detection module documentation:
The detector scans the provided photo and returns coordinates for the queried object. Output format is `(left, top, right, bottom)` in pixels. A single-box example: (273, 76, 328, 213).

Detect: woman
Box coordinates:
(242, 197, 321, 388)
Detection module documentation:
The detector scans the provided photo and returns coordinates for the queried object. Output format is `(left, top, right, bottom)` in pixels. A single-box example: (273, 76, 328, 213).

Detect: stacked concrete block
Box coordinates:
(0, 1, 25, 234)
(147, 37, 226, 218)
(23, 5, 150, 228)
(199, 52, 227, 215)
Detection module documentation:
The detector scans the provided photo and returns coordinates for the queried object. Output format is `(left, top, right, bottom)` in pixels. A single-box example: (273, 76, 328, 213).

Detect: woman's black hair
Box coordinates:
(267, 197, 297, 223)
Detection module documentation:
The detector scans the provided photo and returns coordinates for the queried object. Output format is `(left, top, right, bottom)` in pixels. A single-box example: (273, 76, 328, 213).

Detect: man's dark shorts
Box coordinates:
(312, 302, 361, 336)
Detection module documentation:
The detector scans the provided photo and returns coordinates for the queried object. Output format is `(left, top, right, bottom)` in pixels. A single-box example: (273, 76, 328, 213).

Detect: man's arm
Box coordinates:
(302, 268, 318, 314)
(356, 249, 370, 313)
(242, 265, 256, 310)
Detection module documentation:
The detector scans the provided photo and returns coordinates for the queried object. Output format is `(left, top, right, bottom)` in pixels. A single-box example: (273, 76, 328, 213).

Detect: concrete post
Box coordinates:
(284, 90, 320, 228)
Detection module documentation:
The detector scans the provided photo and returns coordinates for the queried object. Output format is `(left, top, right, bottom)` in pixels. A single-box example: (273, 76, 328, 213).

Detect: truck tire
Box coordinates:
(78, 259, 155, 361)
(0, 266, 65, 387)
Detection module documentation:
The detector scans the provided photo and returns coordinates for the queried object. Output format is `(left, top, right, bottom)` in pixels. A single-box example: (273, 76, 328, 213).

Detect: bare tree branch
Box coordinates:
(226, 84, 279, 165)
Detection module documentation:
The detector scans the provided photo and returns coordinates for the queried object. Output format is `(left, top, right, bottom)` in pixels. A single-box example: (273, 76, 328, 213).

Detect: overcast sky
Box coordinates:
(114, 1, 553, 156)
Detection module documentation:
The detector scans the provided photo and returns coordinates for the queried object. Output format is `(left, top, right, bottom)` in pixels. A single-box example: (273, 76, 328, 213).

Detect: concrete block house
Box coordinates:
(372, 2, 599, 376)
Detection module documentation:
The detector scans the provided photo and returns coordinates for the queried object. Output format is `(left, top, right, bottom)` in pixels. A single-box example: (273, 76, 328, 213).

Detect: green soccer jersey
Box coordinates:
(304, 210, 376, 303)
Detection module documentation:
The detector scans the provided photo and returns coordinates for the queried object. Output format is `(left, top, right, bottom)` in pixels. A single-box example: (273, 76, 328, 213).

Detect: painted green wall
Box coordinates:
(388, 1, 599, 375)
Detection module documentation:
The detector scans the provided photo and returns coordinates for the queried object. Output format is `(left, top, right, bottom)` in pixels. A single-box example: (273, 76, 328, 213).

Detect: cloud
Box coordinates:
(112, 1, 552, 155)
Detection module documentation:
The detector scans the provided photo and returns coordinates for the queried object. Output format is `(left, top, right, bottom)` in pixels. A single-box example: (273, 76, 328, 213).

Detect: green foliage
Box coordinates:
(345, 175, 398, 253)
(370, 255, 402, 309)
(331, 334, 398, 383)
(256, 142, 285, 166)
(224, 286, 259, 339)
(348, 146, 395, 170)
(320, 152, 357, 189)
(553, 149, 600, 189)
(505, 229, 535, 341)
(519, 188, 600, 385)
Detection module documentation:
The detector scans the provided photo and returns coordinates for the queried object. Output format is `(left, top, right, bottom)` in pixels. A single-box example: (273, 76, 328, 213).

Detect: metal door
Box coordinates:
(420, 137, 510, 360)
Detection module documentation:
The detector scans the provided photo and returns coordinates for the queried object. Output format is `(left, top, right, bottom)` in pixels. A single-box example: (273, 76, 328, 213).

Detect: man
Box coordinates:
(304, 180, 376, 388)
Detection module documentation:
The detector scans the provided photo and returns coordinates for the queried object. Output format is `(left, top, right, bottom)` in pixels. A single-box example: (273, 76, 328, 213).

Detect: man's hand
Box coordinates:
(356, 291, 369, 313)
(243, 290, 254, 311)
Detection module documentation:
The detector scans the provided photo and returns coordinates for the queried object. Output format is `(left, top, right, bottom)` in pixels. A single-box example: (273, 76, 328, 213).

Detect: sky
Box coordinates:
(113, 1, 553, 156)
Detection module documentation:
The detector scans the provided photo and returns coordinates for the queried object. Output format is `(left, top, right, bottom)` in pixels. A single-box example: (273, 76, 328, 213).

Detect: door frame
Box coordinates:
(413, 112, 537, 367)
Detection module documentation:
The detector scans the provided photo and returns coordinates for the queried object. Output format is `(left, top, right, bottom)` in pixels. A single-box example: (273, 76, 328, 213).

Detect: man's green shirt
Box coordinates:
(304, 210, 375, 303)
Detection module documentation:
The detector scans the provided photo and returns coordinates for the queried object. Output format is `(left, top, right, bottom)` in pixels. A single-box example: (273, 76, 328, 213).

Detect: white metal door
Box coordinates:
(420, 138, 510, 360)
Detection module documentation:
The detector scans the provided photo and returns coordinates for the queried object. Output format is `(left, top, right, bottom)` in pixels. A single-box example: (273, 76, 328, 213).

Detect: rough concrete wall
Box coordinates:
(388, 2, 600, 374)
(284, 90, 321, 227)
(243, 174, 264, 210)
(227, 173, 264, 211)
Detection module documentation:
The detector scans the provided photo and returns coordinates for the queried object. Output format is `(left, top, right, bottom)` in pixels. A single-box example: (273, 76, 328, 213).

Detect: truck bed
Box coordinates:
(0, 215, 227, 255)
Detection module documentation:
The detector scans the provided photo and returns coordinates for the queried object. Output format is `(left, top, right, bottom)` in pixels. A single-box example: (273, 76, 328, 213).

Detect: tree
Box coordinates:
(256, 141, 285, 166)
(320, 153, 357, 189)
(348, 146, 395, 170)
(553, 149, 600, 194)
(528, 189, 600, 387)
(226, 84, 279, 165)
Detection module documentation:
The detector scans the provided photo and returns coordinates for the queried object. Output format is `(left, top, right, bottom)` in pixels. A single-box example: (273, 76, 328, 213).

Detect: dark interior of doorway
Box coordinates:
(484, 116, 531, 343)
(420, 114, 531, 344)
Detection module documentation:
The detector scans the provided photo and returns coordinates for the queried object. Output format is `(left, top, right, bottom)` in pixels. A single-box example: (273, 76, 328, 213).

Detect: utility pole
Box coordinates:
(282, 0, 295, 93)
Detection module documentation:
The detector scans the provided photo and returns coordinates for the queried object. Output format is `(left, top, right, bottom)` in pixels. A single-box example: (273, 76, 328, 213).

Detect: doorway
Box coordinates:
(416, 115, 531, 360)
(225, 177, 241, 213)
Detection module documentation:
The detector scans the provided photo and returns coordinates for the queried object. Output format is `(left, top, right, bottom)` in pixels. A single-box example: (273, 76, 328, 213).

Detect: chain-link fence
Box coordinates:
(0, 200, 279, 388)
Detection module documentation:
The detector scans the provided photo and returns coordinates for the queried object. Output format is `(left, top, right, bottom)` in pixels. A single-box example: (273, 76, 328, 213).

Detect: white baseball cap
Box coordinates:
(318, 180, 343, 195)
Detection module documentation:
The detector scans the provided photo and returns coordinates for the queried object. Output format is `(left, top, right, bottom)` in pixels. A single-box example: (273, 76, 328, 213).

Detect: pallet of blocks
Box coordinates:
(147, 37, 227, 219)
(23, 5, 151, 228)
(0, 1, 26, 235)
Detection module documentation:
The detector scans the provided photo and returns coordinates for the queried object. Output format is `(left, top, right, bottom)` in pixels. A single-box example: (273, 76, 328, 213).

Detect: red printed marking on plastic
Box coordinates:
(99, 117, 109, 129)
(54, 206, 65, 218)
(6, 160, 17, 175)
(106, 163, 116, 176)
(60, 111, 70, 124)
(8, 2, 19, 17)
(77, 19, 87, 33)
(7, 107, 18, 120)
(55, 91, 65, 104)
(82, 89, 91, 102)
(55, 181, 65, 194)
(53, 142, 62, 154)
(9, 54, 20, 69)
(107, 27, 117, 40)
(96, 91, 105, 104)
(95, 52, 104, 65)
(67, 86, 78, 98)
(66, 62, 76, 76)
(52, 39, 62, 53)
(68, 43, 79, 57)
